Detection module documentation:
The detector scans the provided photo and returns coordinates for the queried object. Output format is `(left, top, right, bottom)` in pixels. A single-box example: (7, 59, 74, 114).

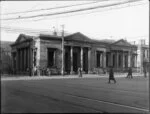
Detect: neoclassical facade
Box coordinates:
(11, 32, 143, 75)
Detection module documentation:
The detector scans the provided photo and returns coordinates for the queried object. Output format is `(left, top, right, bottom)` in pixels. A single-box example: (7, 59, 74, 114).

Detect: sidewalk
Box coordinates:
(1, 73, 145, 81)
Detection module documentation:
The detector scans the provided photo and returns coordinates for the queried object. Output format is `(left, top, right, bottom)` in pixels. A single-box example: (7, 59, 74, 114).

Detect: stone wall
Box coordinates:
(39, 39, 62, 72)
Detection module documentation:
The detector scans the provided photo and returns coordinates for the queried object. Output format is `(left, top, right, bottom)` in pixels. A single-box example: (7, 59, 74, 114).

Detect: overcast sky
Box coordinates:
(0, 0, 149, 44)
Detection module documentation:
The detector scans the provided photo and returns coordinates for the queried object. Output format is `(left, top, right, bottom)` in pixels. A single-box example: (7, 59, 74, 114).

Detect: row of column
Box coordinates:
(96, 51, 106, 68)
(69, 46, 91, 74)
(108, 51, 132, 69)
(109, 51, 137, 69)
(16, 47, 31, 71)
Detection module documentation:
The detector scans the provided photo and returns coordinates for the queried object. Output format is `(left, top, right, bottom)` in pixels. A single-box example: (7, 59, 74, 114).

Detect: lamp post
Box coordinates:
(61, 25, 64, 76)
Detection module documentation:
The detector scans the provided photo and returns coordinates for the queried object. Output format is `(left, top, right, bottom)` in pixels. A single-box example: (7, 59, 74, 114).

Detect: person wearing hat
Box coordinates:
(108, 66, 116, 84)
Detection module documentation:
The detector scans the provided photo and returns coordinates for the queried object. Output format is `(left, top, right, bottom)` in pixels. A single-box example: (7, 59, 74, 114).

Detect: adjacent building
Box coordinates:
(0, 41, 13, 74)
(10, 32, 149, 75)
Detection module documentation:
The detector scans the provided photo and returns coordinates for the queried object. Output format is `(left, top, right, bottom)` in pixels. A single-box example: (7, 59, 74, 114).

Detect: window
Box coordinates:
(47, 48, 55, 67)
(34, 51, 37, 67)
(106, 53, 109, 67)
(119, 54, 121, 67)
(113, 54, 115, 67)
(97, 52, 100, 67)
(124, 55, 128, 68)
(96, 51, 103, 67)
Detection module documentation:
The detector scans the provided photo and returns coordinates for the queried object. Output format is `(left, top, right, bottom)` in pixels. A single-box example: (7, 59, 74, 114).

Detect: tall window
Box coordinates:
(106, 53, 109, 67)
(33, 50, 37, 67)
(113, 54, 115, 67)
(97, 52, 100, 67)
(124, 55, 128, 68)
(96, 51, 103, 67)
(47, 48, 55, 67)
(119, 54, 121, 67)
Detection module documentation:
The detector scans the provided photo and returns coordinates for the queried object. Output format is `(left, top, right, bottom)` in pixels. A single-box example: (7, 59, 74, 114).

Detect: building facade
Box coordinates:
(137, 39, 149, 73)
(10, 32, 147, 75)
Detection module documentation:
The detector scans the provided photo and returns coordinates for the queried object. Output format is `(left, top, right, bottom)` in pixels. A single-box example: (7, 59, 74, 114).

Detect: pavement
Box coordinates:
(1, 72, 146, 81)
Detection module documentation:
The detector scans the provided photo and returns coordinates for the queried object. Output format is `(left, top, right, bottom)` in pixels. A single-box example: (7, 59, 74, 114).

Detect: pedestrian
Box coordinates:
(29, 67, 32, 77)
(78, 67, 82, 77)
(108, 66, 116, 84)
(126, 67, 133, 79)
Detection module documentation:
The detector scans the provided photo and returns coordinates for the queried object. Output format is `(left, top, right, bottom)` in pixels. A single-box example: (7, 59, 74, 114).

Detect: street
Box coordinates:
(1, 75, 149, 113)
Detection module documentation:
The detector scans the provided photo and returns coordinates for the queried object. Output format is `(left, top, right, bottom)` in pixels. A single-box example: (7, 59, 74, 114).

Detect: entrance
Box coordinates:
(73, 52, 78, 73)
(65, 52, 70, 74)
(83, 50, 88, 73)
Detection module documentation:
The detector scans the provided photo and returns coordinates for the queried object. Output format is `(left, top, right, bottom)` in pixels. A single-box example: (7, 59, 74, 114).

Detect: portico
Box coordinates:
(64, 46, 90, 74)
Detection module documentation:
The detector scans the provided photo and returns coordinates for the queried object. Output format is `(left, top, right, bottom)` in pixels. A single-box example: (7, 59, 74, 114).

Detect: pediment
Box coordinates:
(113, 39, 131, 47)
(65, 32, 92, 42)
(15, 34, 32, 44)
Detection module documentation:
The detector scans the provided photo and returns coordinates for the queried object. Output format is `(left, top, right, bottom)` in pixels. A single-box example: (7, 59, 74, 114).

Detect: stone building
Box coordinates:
(0, 41, 13, 74)
(11, 32, 141, 75)
(137, 39, 149, 73)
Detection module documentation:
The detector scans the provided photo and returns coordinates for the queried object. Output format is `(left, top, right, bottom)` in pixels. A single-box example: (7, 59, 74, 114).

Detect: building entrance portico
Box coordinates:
(106, 49, 133, 71)
(64, 46, 89, 74)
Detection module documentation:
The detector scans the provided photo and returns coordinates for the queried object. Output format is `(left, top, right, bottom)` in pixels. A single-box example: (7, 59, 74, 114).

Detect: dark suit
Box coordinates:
(108, 68, 116, 83)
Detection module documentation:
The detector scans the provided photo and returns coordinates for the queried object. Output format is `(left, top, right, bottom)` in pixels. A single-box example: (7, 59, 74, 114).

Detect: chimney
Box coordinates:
(53, 26, 57, 36)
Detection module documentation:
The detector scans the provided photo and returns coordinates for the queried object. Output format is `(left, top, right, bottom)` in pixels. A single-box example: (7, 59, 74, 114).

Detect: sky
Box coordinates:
(0, 0, 149, 44)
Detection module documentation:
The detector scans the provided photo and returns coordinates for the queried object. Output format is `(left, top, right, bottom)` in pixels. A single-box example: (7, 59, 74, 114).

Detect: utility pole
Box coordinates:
(61, 25, 64, 76)
(148, 0, 150, 112)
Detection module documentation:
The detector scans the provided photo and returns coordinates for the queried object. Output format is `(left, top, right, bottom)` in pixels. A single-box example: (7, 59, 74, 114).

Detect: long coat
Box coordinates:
(109, 68, 114, 79)
(128, 68, 132, 75)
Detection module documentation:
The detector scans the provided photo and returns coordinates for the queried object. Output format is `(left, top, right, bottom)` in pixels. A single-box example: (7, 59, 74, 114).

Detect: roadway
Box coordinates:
(1, 75, 149, 113)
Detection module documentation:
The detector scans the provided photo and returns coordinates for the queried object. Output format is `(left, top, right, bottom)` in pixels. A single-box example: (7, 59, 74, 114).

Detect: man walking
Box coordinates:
(126, 67, 133, 79)
(108, 67, 116, 84)
(78, 67, 82, 77)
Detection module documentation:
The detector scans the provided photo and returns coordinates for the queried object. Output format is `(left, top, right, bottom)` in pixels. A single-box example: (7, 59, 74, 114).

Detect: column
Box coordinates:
(88, 48, 91, 73)
(28, 48, 30, 69)
(100, 52, 103, 67)
(24, 48, 26, 71)
(80, 47, 83, 71)
(29, 48, 31, 68)
(108, 52, 111, 67)
(134, 55, 137, 67)
(110, 52, 113, 67)
(135, 55, 137, 67)
(70, 46, 73, 74)
(20, 49, 22, 71)
(103, 51, 106, 68)
(95, 50, 97, 67)
(19, 50, 21, 71)
(122, 52, 125, 68)
(116, 51, 118, 69)
(128, 51, 131, 67)
(63, 48, 66, 72)
(22, 49, 24, 71)
(26, 48, 29, 68)
(16, 50, 19, 71)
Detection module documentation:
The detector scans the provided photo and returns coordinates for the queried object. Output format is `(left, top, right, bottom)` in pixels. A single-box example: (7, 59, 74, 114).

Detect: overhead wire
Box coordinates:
(1, 0, 143, 21)
(1, 1, 104, 15)
(1, 26, 72, 36)
(1, 26, 148, 39)
(31, 1, 147, 22)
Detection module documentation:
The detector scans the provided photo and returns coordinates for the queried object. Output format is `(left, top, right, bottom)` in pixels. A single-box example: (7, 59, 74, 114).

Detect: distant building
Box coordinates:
(137, 39, 149, 73)
(0, 41, 13, 74)
(10, 32, 148, 75)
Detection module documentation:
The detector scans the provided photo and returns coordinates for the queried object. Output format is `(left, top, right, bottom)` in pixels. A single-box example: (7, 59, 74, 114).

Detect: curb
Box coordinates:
(1, 73, 145, 81)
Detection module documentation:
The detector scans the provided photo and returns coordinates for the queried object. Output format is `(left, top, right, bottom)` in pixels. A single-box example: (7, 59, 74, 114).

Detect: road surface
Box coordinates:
(1, 75, 149, 113)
